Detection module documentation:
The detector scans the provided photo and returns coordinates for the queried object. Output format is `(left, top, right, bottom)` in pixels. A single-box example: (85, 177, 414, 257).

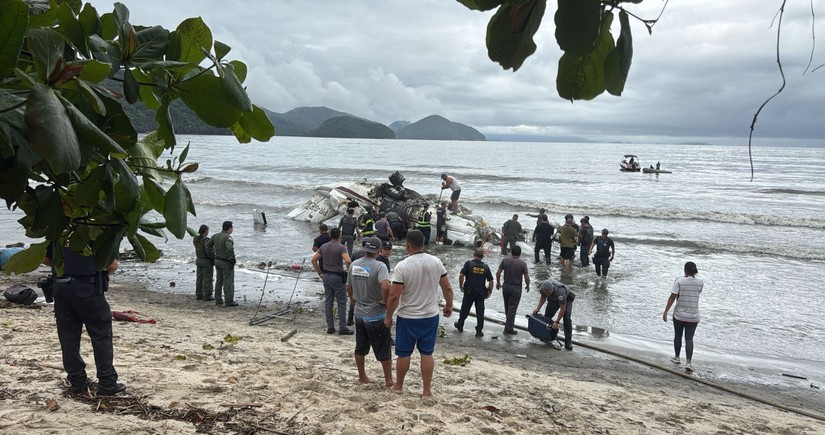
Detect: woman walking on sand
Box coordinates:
(662, 261, 703, 372)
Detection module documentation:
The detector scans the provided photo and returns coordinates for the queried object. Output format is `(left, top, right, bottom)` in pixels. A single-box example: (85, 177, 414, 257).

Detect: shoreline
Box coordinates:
(2, 269, 824, 434)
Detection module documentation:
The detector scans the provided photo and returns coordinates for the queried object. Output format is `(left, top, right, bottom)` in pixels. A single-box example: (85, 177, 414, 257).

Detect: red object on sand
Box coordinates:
(112, 310, 156, 324)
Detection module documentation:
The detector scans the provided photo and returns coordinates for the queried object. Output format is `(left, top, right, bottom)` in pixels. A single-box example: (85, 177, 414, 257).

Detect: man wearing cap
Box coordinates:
(533, 215, 555, 265)
(339, 208, 358, 254)
(589, 229, 615, 277)
(454, 248, 495, 337)
(346, 236, 394, 387)
(312, 227, 353, 335)
(496, 245, 530, 335)
(377, 240, 393, 271)
(533, 279, 575, 350)
(558, 214, 578, 268)
(501, 214, 522, 255)
(440, 173, 462, 213)
(384, 230, 454, 397)
(578, 216, 595, 267)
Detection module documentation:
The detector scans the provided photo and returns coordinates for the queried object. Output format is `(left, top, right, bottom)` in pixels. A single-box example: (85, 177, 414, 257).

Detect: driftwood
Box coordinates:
(219, 403, 263, 408)
(280, 329, 298, 342)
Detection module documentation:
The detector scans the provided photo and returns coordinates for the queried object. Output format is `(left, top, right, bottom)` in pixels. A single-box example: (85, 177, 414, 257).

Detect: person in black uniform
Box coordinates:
(44, 245, 125, 396)
(454, 248, 494, 338)
(532, 215, 555, 264)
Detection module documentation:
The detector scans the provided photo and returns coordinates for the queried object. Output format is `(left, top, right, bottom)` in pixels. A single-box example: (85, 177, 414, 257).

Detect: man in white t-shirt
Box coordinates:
(384, 230, 454, 397)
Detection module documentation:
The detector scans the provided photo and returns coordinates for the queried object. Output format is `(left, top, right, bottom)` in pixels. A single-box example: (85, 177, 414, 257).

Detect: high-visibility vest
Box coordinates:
(359, 214, 375, 235)
(417, 210, 431, 228)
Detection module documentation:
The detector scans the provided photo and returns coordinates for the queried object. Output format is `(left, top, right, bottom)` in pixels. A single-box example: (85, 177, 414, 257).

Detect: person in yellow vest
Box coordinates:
(416, 206, 432, 246)
(358, 206, 376, 238)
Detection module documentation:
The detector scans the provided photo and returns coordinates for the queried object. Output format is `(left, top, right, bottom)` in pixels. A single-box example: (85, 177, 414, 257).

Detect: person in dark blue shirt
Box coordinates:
(454, 248, 494, 337)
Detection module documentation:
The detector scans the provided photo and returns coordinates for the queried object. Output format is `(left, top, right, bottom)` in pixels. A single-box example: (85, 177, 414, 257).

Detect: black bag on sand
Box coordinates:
(4, 284, 38, 305)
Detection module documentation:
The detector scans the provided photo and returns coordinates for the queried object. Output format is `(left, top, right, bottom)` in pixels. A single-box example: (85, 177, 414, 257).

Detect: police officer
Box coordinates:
(44, 244, 125, 396)
(416, 205, 432, 246)
(338, 208, 358, 254)
(212, 221, 237, 307)
(533, 279, 575, 350)
(454, 248, 494, 337)
(193, 224, 215, 301)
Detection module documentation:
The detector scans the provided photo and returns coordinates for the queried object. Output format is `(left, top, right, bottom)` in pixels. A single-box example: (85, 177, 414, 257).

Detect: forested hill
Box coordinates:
(123, 101, 485, 141)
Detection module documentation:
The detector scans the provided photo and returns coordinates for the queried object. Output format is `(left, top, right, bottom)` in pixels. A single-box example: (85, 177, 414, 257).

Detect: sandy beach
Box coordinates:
(2, 267, 824, 435)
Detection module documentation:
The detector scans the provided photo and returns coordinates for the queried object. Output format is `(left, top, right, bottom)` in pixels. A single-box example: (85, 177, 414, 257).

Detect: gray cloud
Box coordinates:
(94, 0, 824, 145)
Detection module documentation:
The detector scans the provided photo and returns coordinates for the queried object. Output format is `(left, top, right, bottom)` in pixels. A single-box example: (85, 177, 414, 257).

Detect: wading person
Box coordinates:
(496, 245, 530, 335)
(384, 230, 454, 397)
(589, 229, 615, 277)
(578, 216, 594, 267)
(313, 227, 353, 335)
(533, 215, 555, 265)
(193, 224, 215, 301)
(501, 214, 522, 255)
(454, 248, 494, 337)
(212, 221, 237, 307)
(436, 202, 449, 244)
(347, 237, 393, 387)
(558, 214, 578, 268)
(533, 279, 575, 350)
(44, 245, 125, 396)
(663, 261, 704, 372)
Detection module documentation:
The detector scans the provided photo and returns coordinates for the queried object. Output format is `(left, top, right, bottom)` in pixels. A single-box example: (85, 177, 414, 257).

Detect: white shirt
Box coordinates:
(671, 275, 703, 322)
(391, 252, 447, 319)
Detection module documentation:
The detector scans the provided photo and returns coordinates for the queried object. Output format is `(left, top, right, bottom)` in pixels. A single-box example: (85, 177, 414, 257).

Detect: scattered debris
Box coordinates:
(280, 329, 298, 342)
(224, 334, 240, 344)
(811, 383, 821, 390)
(444, 354, 472, 366)
(782, 373, 807, 380)
(46, 398, 60, 411)
(174, 355, 186, 361)
(515, 354, 527, 359)
(202, 343, 215, 350)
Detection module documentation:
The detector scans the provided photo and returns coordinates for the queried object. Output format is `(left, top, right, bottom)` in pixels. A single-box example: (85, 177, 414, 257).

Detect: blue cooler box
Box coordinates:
(526, 313, 559, 342)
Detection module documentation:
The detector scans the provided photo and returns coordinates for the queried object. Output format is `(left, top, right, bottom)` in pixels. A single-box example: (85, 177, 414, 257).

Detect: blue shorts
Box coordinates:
(395, 315, 439, 358)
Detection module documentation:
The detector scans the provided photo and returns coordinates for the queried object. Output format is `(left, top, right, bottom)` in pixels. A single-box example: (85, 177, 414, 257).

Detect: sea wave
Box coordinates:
(614, 236, 825, 261)
(757, 188, 825, 197)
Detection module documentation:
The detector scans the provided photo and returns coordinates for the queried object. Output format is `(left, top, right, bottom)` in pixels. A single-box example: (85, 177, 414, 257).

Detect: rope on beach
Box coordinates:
(443, 304, 825, 424)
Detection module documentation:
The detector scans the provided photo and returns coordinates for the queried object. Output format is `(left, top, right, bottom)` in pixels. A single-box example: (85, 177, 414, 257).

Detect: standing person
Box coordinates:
(44, 245, 125, 396)
(374, 212, 395, 243)
(533, 279, 576, 350)
(378, 240, 393, 270)
(312, 228, 353, 335)
(589, 229, 615, 277)
(526, 208, 547, 226)
(386, 209, 406, 240)
(346, 237, 394, 387)
(312, 223, 332, 274)
(496, 245, 530, 335)
(212, 221, 237, 307)
(533, 215, 555, 265)
(435, 202, 449, 244)
(416, 206, 432, 246)
(578, 216, 594, 267)
(338, 208, 358, 254)
(384, 230, 454, 397)
(440, 173, 462, 212)
(193, 224, 215, 301)
(501, 214, 522, 255)
(663, 261, 704, 372)
(558, 214, 578, 268)
(454, 248, 494, 337)
(358, 206, 376, 238)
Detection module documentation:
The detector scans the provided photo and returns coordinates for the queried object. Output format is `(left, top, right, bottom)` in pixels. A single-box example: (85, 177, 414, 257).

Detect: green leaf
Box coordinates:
(605, 10, 633, 96)
(95, 94, 137, 148)
(64, 104, 128, 158)
(139, 84, 161, 110)
(77, 3, 101, 38)
(178, 143, 189, 165)
(112, 158, 138, 213)
(123, 67, 139, 104)
(457, 0, 504, 11)
(129, 133, 165, 182)
(142, 176, 165, 213)
(73, 165, 106, 208)
(169, 17, 212, 64)
(219, 66, 252, 112)
(556, 11, 614, 101)
(24, 83, 81, 174)
(554, 0, 601, 57)
(100, 162, 115, 211)
(100, 12, 117, 40)
(131, 233, 160, 262)
(214, 40, 230, 61)
(486, 0, 546, 71)
(65, 0, 82, 14)
(2, 240, 49, 275)
(163, 177, 188, 238)
(155, 98, 175, 147)
(28, 4, 57, 29)
(113, 3, 130, 43)
(92, 224, 126, 270)
(32, 185, 69, 240)
(75, 79, 106, 115)
(78, 60, 112, 83)
(177, 73, 244, 128)
(56, 2, 89, 58)
(0, 0, 29, 77)
(227, 60, 247, 83)
(26, 28, 65, 83)
(133, 26, 170, 61)
(233, 105, 275, 143)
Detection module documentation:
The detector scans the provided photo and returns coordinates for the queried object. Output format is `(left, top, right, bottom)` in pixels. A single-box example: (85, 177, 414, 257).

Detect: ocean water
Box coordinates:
(2, 136, 824, 368)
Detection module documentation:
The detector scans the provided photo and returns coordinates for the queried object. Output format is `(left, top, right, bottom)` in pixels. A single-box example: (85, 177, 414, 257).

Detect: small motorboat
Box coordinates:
(620, 154, 640, 172)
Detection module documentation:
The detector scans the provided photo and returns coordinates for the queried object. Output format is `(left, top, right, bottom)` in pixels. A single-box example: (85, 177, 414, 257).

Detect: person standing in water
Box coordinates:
(662, 261, 704, 372)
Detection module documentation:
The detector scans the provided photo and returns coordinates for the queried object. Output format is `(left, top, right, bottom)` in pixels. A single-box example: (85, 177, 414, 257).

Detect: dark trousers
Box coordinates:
(323, 273, 348, 330)
(544, 299, 573, 348)
(390, 222, 405, 240)
(419, 227, 431, 245)
(594, 256, 610, 276)
(341, 234, 355, 254)
(456, 288, 487, 331)
(502, 236, 517, 255)
(502, 285, 522, 332)
(580, 243, 591, 266)
(673, 319, 699, 360)
(53, 283, 117, 387)
(534, 242, 552, 264)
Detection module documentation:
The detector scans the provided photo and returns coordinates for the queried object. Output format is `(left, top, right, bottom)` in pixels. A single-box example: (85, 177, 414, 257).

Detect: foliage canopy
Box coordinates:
(1, 0, 274, 274)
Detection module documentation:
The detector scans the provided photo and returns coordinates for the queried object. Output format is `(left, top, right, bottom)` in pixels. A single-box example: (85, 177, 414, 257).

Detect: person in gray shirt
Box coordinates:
(533, 279, 575, 350)
(496, 245, 530, 335)
(346, 237, 393, 387)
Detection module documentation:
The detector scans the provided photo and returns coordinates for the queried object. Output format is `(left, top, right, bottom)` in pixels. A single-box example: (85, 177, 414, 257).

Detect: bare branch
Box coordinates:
(803, 0, 816, 75)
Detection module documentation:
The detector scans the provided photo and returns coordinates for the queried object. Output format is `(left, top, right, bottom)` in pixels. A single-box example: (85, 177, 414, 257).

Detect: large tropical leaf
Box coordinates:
(26, 28, 65, 83)
(2, 240, 49, 275)
(177, 73, 245, 128)
(486, 0, 546, 71)
(458, 0, 505, 12)
(232, 104, 275, 143)
(132, 26, 170, 61)
(168, 17, 212, 64)
(56, 2, 88, 57)
(0, 0, 28, 77)
(605, 10, 633, 96)
(556, 11, 614, 101)
(554, 0, 601, 56)
(163, 177, 188, 238)
(24, 83, 81, 174)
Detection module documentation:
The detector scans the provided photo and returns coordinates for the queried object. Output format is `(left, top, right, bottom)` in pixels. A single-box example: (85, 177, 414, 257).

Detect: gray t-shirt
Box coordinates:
(672, 276, 703, 322)
(498, 256, 528, 287)
(348, 257, 390, 318)
(319, 241, 348, 272)
(375, 219, 391, 238)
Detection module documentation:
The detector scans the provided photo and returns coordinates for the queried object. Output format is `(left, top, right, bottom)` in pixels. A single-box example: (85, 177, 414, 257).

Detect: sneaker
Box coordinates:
(670, 356, 681, 364)
(685, 363, 694, 373)
(196, 296, 203, 300)
(224, 301, 239, 307)
(215, 301, 224, 306)
(475, 330, 483, 338)
(97, 383, 126, 396)
(326, 327, 336, 334)
(503, 329, 518, 335)
(549, 341, 562, 350)
(338, 329, 354, 336)
(454, 322, 463, 333)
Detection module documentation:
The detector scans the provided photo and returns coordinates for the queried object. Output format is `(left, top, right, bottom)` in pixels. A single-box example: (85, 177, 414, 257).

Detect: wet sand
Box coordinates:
(1, 268, 824, 434)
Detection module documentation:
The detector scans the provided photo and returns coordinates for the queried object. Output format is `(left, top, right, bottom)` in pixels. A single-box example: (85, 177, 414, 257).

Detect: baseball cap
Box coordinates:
(539, 280, 558, 294)
(441, 173, 447, 179)
(565, 213, 574, 220)
(381, 240, 393, 249)
(363, 237, 381, 254)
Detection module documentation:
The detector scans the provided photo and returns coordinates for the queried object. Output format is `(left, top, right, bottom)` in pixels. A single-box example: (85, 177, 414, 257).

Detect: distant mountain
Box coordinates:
(309, 116, 395, 139)
(388, 120, 411, 133)
(263, 106, 352, 136)
(396, 115, 485, 141)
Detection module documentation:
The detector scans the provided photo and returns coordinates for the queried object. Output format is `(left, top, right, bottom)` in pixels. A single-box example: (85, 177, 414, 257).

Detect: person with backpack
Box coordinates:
(193, 224, 215, 301)
(338, 208, 358, 254)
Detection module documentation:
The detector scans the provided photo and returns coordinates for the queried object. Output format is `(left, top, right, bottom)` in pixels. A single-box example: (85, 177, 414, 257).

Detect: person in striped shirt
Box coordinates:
(663, 261, 704, 372)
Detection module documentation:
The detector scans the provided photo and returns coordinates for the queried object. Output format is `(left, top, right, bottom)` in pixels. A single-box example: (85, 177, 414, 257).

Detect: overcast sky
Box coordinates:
(95, 0, 824, 146)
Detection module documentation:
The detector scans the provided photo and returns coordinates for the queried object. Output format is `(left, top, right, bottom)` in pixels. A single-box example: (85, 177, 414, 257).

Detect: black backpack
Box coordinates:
(4, 284, 38, 305)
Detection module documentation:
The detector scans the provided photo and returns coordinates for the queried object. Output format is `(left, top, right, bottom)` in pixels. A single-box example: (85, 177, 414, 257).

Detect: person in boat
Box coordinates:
(656, 161, 661, 171)
(440, 173, 462, 212)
